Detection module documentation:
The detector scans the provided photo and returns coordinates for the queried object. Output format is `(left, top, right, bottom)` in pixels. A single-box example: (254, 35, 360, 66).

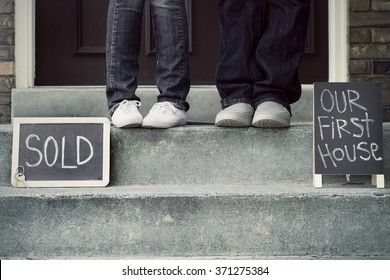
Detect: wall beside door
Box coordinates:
(349, 0, 390, 121)
(0, 0, 14, 124)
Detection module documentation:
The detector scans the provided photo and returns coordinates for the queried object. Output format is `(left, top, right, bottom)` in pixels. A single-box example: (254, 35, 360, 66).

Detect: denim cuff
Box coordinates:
(221, 98, 254, 109)
(254, 97, 291, 115)
(157, 97, 190, 111)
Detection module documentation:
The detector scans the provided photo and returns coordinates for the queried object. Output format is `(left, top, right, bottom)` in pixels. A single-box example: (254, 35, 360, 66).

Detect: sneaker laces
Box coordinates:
(150, 102, 175, 114)
(117, 100, 141, 113)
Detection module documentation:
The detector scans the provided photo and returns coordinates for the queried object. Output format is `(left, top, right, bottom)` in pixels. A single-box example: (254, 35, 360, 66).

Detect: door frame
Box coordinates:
(15, 0, 348, 89)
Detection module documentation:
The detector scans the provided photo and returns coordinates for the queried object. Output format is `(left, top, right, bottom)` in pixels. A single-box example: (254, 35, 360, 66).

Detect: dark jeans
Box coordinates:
(216, 0, 310, 111)
(106, 0, 190, 113)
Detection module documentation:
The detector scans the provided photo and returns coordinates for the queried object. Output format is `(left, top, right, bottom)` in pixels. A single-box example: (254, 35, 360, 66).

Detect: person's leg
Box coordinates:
(215, 0, 265, 127)
(216, 0, 265, 109)
(251, 0, 310, 127)
(142, 0, 190, 128)
(106, 0, 145, 127)
(106, 0, 145, 113)
(150, 0, 190, 111)
(252, 0, 310, 112)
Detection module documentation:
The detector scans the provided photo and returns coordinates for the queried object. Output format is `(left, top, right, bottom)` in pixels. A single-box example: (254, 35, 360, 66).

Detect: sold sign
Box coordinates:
(11, 118, 110, 188)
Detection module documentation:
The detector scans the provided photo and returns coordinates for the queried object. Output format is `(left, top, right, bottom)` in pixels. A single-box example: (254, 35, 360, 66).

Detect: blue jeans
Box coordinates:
(106, 0, 190, 113)
(216, 0, 310, 112)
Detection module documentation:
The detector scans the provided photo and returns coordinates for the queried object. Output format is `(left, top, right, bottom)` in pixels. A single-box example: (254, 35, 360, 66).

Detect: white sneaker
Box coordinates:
(252, 101, 290, 128)
(111, 100, 143, 128)
(215, 103, 254, 127)
(142, 102, 187, 128)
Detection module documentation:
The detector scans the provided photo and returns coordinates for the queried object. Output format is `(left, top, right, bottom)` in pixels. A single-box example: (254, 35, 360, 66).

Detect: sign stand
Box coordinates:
(313, 82, 385, 189)
(314, 174, 385, 188)
(372, 174, 385, 188)
(314, 174, 322, 188)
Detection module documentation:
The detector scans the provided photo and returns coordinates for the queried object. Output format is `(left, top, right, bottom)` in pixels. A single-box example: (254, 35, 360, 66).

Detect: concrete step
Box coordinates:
(11, 86, 314, 124)
(1, 124, 390, 259)
(1, 124, 390, 187)
(4, 85, 390, 260)
(1, 184, 390, 259)
(1, 124, 312, 186)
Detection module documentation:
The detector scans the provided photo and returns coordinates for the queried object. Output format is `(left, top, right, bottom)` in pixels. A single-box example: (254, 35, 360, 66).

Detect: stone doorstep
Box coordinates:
(0, 124, 313, 186)
(1, 124, 390, 258)
(2, 182, 389, 198)
(3, 84, 390, 259)
(0, 184, 389, 259)
(11, 85, 314, 124)
(1, 124, 390, 187)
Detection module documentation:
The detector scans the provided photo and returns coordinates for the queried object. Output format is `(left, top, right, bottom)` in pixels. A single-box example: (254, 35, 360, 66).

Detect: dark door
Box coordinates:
(35, 0, 328, 85)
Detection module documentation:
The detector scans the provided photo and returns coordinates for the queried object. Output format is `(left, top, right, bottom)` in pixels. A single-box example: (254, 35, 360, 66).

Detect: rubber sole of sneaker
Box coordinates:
(142, 120, 186, 129)
(113, 121, 142, 128)
(252, 115, 290, 128)
(215, 113, 253, 127)
(215, 119, 252, 127)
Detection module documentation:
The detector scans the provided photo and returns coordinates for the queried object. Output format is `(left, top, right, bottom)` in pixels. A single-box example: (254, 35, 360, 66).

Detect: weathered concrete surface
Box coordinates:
(1, 122, 389, 259)
(11, 86, 313, 124)
(1, 124, 390, 186)
(0, 125, 12, 186)
(0, 184, 389, 259)
(110, 125, 313, 185)
(1, 124, 313, 186)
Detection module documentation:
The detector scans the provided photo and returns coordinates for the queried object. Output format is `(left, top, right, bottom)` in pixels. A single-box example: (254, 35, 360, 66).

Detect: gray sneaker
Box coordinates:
(215, 103, 254, 127)
(252, 101, 290, 128)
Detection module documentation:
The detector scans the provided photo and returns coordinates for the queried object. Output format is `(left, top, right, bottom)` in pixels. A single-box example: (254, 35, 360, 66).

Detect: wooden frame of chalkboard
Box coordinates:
(11, 117, 110, 188)
(313, 82, 385, 188)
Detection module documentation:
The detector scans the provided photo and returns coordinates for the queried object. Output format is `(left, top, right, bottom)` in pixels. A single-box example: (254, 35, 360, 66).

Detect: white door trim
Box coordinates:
(15, 0, 348, 88)
(328, 0, 349, 82)
(15, 0, 35, 89)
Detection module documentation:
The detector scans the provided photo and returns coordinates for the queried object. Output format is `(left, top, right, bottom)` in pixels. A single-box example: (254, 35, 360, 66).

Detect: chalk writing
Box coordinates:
(314, 83, 384, 175)
(25, 134, 94, 169)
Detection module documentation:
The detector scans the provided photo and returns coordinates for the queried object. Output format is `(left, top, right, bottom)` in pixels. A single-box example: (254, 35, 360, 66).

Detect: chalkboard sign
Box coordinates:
(313, 82, 384, 187)
(11, 118, 110, 187)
